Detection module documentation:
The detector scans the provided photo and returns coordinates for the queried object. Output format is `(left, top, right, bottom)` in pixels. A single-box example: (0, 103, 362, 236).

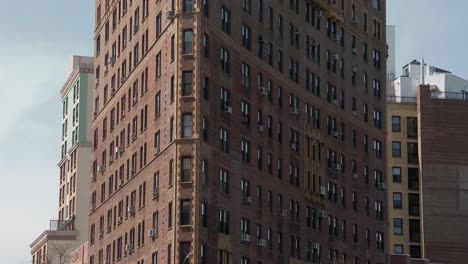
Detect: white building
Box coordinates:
(392, 60, 468, 99)
(31, 56, 94, 264)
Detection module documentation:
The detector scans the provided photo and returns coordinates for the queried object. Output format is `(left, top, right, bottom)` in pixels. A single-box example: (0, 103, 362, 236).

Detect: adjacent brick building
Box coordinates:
(90, 0, 387, 263)
(387, 84, 468, 264)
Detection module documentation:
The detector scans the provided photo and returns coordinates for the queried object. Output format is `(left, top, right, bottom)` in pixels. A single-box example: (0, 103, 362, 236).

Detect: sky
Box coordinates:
(0, 0, 467, 263)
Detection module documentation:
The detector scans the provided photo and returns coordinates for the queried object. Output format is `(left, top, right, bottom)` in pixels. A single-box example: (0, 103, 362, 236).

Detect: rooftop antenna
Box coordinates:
(421, 59, 425, 85)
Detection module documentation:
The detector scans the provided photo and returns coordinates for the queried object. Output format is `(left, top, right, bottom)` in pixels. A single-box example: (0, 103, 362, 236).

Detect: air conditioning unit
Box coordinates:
(109, 56, 116, 65)
(97, 165, 105, 173)
(333, 163, 342, 171)
(279, 209, 288, 216)
(99, 229, 104, 237)
(241, 115, 249, 123)
(125, 243, 134, 253)
(223, 106, 232, 114)
(352, 48, 358, 54)
(115, 146, 124, 154)
(378, 182, 387, 190)
(333, 131, 340, 138)
(353, 173, 359, 179)
(241, 233, 251, 243)
(111, 88, 116, 96)
(91, 173, 96, 182)
(104, 66, 109, 75)
(95, 78, 100, 86)
(332, 54, 340, 60)
(107, 225, 112, 233)
(332, 33, 341, 41)
(318, 210, 327, 218)
(154, 147, 160, 155)
(333, 99, 340, 106)
(121, 111, 126, 118)
(132, 133, 137, 141)
(258, 87, 268, 96)
(148, 228, 157, 238)
(352, 66, 357, 72)
(93, 111, 97, 118)
(121, 76, 127, 84)
(291, 143, 297, 151)
(134, 24, 139, 32)
(318, 10, 325, 17)
(167, 10, 175, 19)
(118, 216, 123, 224)
(152, 187, 159, 198)
(257, 239, 267, 247)
(352, 110, 357, 116)
(320, 186, 326, 195)
(352, 16, 359, 23)
(290, 107, 298, 114)
(242, 196, 252, 204)
(133, 96, 138, 104)
(128, 205, 136, 216)
(258, 125, 264, 132)
(119, 176, 124, 186)
(312, 243, 320, 250)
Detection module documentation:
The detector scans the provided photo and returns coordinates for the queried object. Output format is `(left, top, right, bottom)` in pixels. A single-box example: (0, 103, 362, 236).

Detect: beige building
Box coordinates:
(386, 96, 422, 259)
(30, 56, 94, 264)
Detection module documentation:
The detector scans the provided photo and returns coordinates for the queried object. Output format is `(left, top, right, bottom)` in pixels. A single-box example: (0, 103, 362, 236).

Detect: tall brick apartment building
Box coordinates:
(89, 0, 387, 263)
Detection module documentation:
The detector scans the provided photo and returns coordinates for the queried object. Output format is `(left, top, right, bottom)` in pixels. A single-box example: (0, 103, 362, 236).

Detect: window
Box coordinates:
(182, 71, 193, 96)
(168, 202, 173, 228)
(241, 139, 250, 162)
(392, 167, 402, 183)
(156, 12, 162, 38)
(407, 117, 418, 138)
(155, 92, 161, 117)
(180, 199, 191, 225)
(181, 157, 192, 182)
(156, 52, 162, 77)
(182, 29, 193, 54)
(181, 113, 192, 138)
(392, 141, 401, 157)
(408, 193, 420, 216)
(219, 169, 229, 194)
(241, 63, 251, 87)
(202, 0, 209, 17)
(202, 33, 209, 58)
(394, 244, 404, 254)
(393, 193, 402, 209)
(183, 0, 193, 13)
(408, 168, 419, 190)
(409, 219, 421, 242)
(392, 116, 401, 132)
(410, 245, 421, 258)
(242, 24, 251, 50)
(394, 218, 403, 235)
(221, 48, 230, 73)
(201, 202, 207, 227)
(219, 209, 229, 234)
(220, 128, 229, 153)
(221, 7, 230, 33)
(408, 142, 419, 164)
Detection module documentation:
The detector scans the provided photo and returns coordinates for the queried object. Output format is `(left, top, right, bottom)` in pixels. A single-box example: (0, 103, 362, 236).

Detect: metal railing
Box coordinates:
(387, 96, 417, 104)
(431, 90, 468, 101)
(49, 217, 75, 231)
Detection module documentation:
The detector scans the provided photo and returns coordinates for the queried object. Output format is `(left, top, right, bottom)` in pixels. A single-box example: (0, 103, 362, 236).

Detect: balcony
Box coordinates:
(307, 0, 330, 11)
(329, 2, 344, 22)
(49, 217, 75, 231)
